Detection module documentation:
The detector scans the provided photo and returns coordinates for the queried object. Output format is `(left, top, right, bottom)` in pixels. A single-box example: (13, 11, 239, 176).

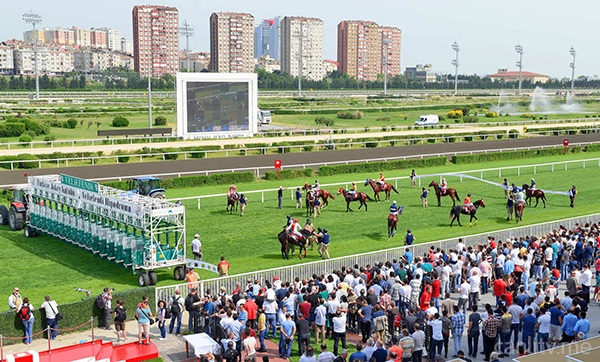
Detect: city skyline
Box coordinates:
(1, 0, 598, 78)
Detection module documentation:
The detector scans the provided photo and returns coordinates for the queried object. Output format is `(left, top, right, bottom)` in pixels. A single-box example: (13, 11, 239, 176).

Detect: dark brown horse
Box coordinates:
(515, 200, 525, 224)
(429, 180, 460, 207)
(522, 184, 547, 208)
(302, 183, 335, 208)
(365, 179, 399, 202)
(449, 199, 485, 227)
(387, 214, 398, 242)
(305, 192, 316, 217)
(277, 229, 308, 260)
(337, 187, 374, 212)
(227, 193, 239, 214)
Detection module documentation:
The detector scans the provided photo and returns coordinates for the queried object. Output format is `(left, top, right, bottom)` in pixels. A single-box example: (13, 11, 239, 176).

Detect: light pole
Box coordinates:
(179, 20, 194, 72)
(148, 66, 152, 128)
(451, 41, 459, 95)
(569, 46, 576, 95)
(515, 44, 524, 95)
(23, 10, 42, 100)
(297, 21, 303, 97)
(383, 37, 390, 95)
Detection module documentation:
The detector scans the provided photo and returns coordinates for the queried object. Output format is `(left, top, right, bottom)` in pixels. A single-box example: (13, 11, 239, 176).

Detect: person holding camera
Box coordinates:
(102, 287, 113, 330)
(136, 295, 153, 345)
(113, 299, 127, 342)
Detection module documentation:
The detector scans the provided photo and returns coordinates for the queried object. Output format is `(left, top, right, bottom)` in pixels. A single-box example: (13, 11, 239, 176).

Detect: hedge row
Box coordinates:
(318, 157, 447, 176)
(102, 172, 255, 190)
(271, 103, 493, 115)
(451, 147, 580, 164)
(264, 168, 314, 181)
(0, 287, 154, 345)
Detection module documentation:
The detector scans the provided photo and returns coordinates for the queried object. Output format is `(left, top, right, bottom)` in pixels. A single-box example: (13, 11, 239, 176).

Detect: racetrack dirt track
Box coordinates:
(1, 133, 599, 186)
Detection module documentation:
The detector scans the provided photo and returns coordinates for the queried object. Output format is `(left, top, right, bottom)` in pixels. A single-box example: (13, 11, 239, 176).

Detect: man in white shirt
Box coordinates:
(458, 278, 470, 314)
(581, 265, 593, 302)
(441, 263, 452, 297)
(331, 311, 347, 356)
(537, 308, 551, 351)
(468, 269, 481, 311)
(191, 234, 202, 260)
(318, 344, 336, 362)
(40, 295, 59, 340)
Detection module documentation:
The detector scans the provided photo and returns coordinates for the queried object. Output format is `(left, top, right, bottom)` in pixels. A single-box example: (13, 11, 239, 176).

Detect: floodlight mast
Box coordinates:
(23, 11, 43, 100)
(179, 20, 194, 72)
(451, 41, 459, 95)
(569, 46, 576, 95)
(515, 44, 524, 95)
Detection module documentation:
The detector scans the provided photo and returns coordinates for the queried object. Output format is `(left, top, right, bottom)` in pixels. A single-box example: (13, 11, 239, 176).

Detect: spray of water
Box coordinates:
(529, 87, 552, 111)
(494, 91, 516, 114)
(562, 92, 581, 112)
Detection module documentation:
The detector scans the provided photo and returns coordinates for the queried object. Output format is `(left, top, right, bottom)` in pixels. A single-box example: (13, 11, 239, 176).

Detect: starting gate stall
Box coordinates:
(26, 174, 187, 286)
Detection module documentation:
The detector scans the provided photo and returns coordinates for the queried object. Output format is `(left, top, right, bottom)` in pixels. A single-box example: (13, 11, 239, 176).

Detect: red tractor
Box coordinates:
(0, 184, 38, 237)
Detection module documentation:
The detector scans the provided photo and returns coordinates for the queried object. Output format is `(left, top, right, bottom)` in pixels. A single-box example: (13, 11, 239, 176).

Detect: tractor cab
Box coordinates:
(1, 184, 33, 233)
(127, 177, 166, 199)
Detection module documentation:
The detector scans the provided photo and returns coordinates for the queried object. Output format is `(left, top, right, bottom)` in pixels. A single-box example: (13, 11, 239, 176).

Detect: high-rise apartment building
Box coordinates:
(96, 28, 122, 50)
(23, 29, 45, 44)
(254, 17, 280, 60)
(280, 16, 324, 81)
(132, 5, 179, 77)
(337, 20, 401, 81)
(209, 12, 254, 73)
(90, 29, 107, 48)
(121, 37, 133, 55)
(72, 27, 91, 47)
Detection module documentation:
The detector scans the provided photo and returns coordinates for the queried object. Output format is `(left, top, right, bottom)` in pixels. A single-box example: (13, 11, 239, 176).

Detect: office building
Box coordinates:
(405, 64, 436, 82)
(209, 12, 254, 73)
(487, 69, 549, 84)
(280, 16, 324, 81)
(132, 5, 179, 77)
(254, 16, 280, 60)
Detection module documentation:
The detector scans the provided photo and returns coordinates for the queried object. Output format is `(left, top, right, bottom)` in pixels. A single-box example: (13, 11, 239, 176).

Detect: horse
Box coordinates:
(387, 214, 398, 242)
(337, 187, 374, 212)
(226, 193, 239, 214)
(277, 229, 309, 260)
(305, 192, 316, 217)
(515, 201, 525, 224)
(429, 180, 460, 207)
(302, 183, 335, 208)
(449, 199, 485, 227)
(522, 184, 547, 208)
(365, 179, 399, 202)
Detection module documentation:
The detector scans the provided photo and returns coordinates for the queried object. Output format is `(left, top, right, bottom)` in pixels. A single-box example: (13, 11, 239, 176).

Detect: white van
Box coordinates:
(257, 109, 272, 124)
(414, 114, 440, 126)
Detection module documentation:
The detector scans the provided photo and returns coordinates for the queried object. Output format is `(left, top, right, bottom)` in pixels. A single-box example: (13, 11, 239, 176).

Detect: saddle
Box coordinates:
(350, 193, 359, 200)
(462, 205, 473, 213)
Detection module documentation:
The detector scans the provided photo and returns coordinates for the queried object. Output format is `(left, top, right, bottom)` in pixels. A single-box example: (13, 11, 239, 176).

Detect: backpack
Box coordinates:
(115, 307, 127, 322)
(185, 294, 194, 312)
(171, 296, 182, 316)
(96, 294, 105, 309)
(19, 304, 31, 320)
(164, 307, 172, 319)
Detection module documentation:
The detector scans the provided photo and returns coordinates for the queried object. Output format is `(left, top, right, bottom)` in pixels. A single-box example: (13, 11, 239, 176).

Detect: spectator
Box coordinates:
(8, 287, 22, 310)
(452, 306, 465, 358)
(574, 311, 590, 340)
(319, 229, 331, 259)
(113, 299, 127, 342)
(427, 313, 444, 361)
(498, 306, 511, 357)
(169, 289, 184, 335)
(507, 299, 523, 351)
(349, 343, 367, 362)
(404, 230, 414, 246)
(536, 307, 551, 351)
(40, 295, 60, 340)
(334, 349, 348, 362)
(482, 305, 499, 361)
(135, 295, 153, 346)
(296, 313, 311, 356)
(333, 310, 347, 356)
(186, 287, 201, 333)
(278, 186, 284, 209)
(372, 340, 388, 362)
(358, 299, 372, 343)
(467, 305, 480, 358)
(300, 346, 317, 362)
(521, 308, 536, 354)
(224, 341, 240, 362)
(279, 313, 296, 359)
(318, 344, 336, 362)
(412, 323, 425, 362)
(192, 234, 202, 260)
(243, 328, 259, 362)
(18, 297, 34, 345)
(101, 287, 113, 330)
(218, 256, 231, 277)
(156, 299, 167, 341)
(399, 329, 414, 362)
(257, 308, 267, 352)
(296, 188, 303, 209)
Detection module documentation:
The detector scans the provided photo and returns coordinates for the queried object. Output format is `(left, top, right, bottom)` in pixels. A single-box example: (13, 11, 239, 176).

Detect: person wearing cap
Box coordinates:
(296, 187, 303, 209)
(304, 219, 316, 250)
(218, 256, 231, 277)
(239, 193, 248, 216)
(186, 266, 200, 289)
(404, 230, 414, 246)
(278, 186, 286, 209)
(530, 178, 536, 190)
(313, 179, 321, 191)
(377, 173, 385, 187)
(390, 201, 400, 216)
(506, 195, 514, 221)
(568, 185, 577, 208)
(410, 169, 417, 189)
(8, 287, 22, 310)
(318, 229, 330, 259)
(286, 218, 303, 241)
(463, 194, 473, 212)
(421, 187, 428, 208)
(502, 178, 509, 198)
(192, 234, 202, 261)
(314, 197, 322, 218)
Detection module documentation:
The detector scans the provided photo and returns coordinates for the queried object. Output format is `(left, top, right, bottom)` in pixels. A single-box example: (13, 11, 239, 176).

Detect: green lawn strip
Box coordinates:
(1, 152, 599, 312)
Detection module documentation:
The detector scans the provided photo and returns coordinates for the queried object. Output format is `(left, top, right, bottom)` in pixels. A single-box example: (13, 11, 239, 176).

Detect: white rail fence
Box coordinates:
(2, 130, 599, 172)
(155, 213, 600, 306)
(168, 157, 600, 210)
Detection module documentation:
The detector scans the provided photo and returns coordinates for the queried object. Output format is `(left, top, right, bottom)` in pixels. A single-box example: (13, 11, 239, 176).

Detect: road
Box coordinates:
(1, 121, 598, 156)
(1, 133, 598, 187)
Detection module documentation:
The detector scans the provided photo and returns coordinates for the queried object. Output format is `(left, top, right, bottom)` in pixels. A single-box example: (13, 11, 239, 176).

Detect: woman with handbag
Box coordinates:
(156, 300, 167, 341)
(136, 295, 154, 345)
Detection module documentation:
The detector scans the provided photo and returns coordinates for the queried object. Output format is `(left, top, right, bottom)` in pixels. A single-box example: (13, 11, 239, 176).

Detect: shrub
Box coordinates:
(264, 168, 313, 180)
(19, 134, 33, 143)
(154, 116, 167, 126)
(17, 154, 38, 169)
(65, 118, 78, 129)
(303, 145, 314, 152)
(508, 129, 519, 139)
(43, 135, 56, 143)
(365, 142, 378, 148)
(520, 113, 534, 118)
(337, 111, 363, 119)
(1, 122, 26, 137)
(112, 116, 130, 127)
(318, 157, 446, 176)
(163, 147, 179, 160)
(464, 116, 479, 123)
(485, 112, 498, 118)
(451, 148, 565, 164)
(274, 142, 290, 153)
(447, 110, 463, 119)
(314, 116, 335, 127)
(114, 151, 130, 163)
(0, 156, 19, 170)
(438, 115, 446, 121)
(376, 116, 390, 122)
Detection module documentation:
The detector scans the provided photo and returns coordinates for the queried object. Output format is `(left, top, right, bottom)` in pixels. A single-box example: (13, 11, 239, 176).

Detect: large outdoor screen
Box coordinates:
(185, 82, 249, 133)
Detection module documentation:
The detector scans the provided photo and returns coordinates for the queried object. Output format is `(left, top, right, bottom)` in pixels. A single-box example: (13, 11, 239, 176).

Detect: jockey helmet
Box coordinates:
(407, 229, 411, 233)
(240, 194, 244, 197)
(294, 219, 298, 223)
(315, 179, 318, 183)
(286, 215, 291, 219)
(393, 200, 397, 204)
(531, 178, 535, 181)
(306, 218, 311, 223)
(442, 178, 446, 181)
(467, 194, 471, 197)
(323, 229, 328, 233)
(380, 172, 383, 175)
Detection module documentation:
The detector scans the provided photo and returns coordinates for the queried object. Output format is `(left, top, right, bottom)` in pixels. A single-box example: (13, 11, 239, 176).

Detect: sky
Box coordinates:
(1, 0, 598, 79)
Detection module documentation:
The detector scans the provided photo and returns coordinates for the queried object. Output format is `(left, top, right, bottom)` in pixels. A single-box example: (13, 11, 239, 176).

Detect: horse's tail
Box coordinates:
(454, 189, 460, 200)
(542, 191, 547, 201)
(327, 191, 335, 200)
(366, 195, 375, 202)
(449, 208, 454, 220)
(391, 185, 399, 194)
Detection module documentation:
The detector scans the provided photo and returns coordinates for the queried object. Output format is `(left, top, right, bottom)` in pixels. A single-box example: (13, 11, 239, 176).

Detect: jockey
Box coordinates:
(377, 173, 385, 187)
(313, 179, 320, 191)
(308, 186, 315, 197)
(440, 178, 448, 193)
(285, 215, 293, 228)
(464, 193, 473, 211)
(348, 182, 357, 196)
(286, 218, 303, 240)
(530, 178, 536, 190)
(390, 201, 400, 216)
(227, 185, 237, 198)
(516, 190, 526, 205)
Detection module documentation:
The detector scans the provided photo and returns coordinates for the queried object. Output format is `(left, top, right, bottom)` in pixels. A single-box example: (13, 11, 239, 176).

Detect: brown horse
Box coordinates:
(305, 192, 316, 217)
(302, 183, 335, 208)
(337, 187, 374, 212)
(429, 180, 460, 207)
(365, 179, 399, 202)
(515, 200, 525, 224)
(277, 229, 308, 260)
(227, 193, 239, 214)
(387, 214, 398, 242)
(522, 184, 547, 208)
(449, 199, 485, 227)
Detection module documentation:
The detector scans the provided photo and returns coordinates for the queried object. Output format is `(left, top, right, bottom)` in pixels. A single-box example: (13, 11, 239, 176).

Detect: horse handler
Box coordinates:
(240, 194, 248, 216)
(569, 185, 577, 208)
(506, 195, 514, 221)
(317, 229, 330, 259)
(421, 187, 428, 207)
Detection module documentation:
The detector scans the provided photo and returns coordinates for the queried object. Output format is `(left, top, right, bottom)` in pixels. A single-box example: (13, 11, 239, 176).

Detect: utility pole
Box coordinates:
(297, 21, 303, 97)
(179, 20, 194, 72)
(23, 10, 42, 100)
(383, 37, 389, 95)
(515, 44, 524, 95)
(451, 41, 459, 96)
(148, 66, 152, 128)
(569, 46, 576, 95)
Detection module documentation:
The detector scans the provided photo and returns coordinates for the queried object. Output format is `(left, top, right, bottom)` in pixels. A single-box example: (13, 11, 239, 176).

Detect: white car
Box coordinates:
(414, 114, 440, 126)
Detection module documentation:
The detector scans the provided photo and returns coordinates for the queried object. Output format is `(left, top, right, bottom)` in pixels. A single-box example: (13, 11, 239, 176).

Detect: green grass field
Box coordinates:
(1, 152, 600, 312)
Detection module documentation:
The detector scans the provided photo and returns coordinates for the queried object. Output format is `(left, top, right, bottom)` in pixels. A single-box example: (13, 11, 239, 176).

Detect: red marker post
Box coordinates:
(274, 159, 282, 180)
(563, 139, 569, 154)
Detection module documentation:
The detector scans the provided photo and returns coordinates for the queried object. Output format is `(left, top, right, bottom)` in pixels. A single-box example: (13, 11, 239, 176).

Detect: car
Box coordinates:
(414, 114, 440, 127)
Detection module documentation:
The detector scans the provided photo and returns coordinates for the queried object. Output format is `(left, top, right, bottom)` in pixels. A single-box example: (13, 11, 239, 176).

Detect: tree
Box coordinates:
(79, 75, 86, 89)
